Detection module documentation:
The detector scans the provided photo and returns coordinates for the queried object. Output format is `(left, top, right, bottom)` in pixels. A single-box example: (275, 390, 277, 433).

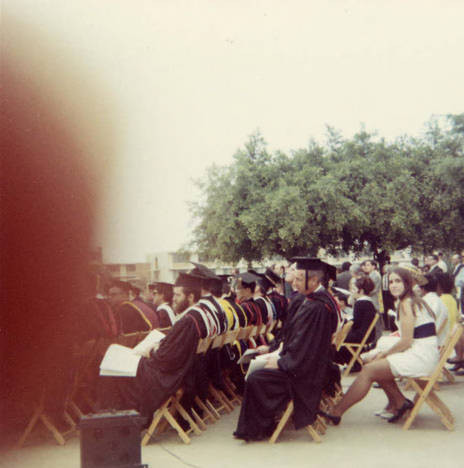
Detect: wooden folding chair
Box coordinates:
(71, 336, 115, 412)
(333, 321, 353, 352)
(191, 337, 223, 425)
(16, 388, 76, 448)
(205, 333, 235, 413)
(237, 325, 254, 341)
(141, 389, 203, 445)
(342, 314, 379, 377)
(220, 330, 243, 406)
(403, 324, 463, 431)
(269, 401, 325, 444)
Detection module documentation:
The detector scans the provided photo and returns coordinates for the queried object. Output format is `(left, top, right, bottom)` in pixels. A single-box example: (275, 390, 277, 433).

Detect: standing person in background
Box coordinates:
(361, 260, 382, 338)
(436, 252, 448, 273)
(381, 264, 395, 330)
(425, 254, 443, 275)
(334, 262, 352, 290)
(451, 253, 464, 314)
(361, 260, 381, 312)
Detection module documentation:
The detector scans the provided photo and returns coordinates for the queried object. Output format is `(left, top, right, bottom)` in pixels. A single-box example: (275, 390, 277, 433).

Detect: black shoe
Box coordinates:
(447, 358, 463, 364)
(450, 362, 464, 372)
(318, 410, 341, 426)
(387, 399, 414, 423)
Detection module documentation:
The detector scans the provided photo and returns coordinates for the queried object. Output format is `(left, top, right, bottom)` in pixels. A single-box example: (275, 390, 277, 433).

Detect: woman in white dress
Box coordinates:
(321, 267, 439, 424)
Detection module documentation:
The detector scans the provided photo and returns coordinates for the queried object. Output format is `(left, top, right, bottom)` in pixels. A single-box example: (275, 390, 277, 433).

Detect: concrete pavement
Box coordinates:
(2, 373, 463, 468)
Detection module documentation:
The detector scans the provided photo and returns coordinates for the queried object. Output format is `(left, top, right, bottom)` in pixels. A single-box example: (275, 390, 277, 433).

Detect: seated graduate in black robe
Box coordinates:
(235, 272, 262, 325)
(234, 258, 340, 441)
(263, 267, 288, 323)
(150, 282, 176, 328)
(98, 273, 203, 419)
(108, 280, 159, 333)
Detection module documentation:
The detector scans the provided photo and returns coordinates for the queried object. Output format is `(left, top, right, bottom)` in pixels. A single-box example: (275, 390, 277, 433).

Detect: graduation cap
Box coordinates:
(291, 257, 337, 289)
(217, 274, 232, 286)
(152, 281, 173, 289)
(190, 262, 218, 279)
(253, 272, 273, 292)
(236, 272, 260, 289)
(109, 280, 131, 294)
(174, 272, 204, 289)
(189, 262, 222, 291)
(263, 268, 281, 286)
(151, 281, 174, 294)
(291, 257, 337, 280)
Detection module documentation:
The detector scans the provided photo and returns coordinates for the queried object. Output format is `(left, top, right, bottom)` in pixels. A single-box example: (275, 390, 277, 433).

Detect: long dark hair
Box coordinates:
(390, 267, 424, 317)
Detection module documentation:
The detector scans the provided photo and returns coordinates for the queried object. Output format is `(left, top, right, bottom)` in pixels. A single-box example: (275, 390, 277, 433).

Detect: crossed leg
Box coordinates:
(331, 359, 407, 418)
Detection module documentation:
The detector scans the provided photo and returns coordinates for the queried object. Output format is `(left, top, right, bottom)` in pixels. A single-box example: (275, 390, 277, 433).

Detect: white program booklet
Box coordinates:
(132, 329, 166, 358)
(237, 348, 260, 365)
(99, 344, 142, 377)
(245, 349, 281, 381)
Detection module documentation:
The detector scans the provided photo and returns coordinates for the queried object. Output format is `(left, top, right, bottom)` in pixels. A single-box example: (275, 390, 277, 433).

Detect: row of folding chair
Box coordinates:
(16, 329, 161, 448)
(141, 322, 279, 445)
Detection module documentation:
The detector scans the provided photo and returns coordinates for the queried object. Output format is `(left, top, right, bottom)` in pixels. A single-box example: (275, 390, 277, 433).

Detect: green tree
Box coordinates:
(190, 116, 464, 264)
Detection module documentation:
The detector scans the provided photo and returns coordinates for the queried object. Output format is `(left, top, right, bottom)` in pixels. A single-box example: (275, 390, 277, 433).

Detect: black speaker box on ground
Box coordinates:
(79, 410, 148, 468)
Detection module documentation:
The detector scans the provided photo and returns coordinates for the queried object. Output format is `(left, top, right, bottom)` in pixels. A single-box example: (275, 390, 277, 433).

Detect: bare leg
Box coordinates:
(455, 334, 464, 360)
(378, 379, 406, 411)
(332, 359, 405, 418)
(377, 382, 396, 412)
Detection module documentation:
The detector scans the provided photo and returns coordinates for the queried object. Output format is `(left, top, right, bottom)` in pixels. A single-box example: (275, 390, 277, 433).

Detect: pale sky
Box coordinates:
(5, 1, 464, 263)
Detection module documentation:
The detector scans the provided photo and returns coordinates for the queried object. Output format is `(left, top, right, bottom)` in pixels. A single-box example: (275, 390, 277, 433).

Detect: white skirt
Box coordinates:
(386, 336, 439, 378)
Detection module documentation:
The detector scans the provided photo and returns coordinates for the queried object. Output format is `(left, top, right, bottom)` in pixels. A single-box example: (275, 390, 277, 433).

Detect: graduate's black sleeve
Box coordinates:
(148, 317, 199, 374)
(277, 302, 335, 380)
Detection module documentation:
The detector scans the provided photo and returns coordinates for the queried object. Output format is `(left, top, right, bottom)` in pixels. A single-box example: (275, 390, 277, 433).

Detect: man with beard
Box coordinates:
(233, 258, 339, 441)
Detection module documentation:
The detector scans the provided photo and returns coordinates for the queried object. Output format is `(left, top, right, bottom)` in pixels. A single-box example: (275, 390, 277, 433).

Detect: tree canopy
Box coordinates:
(190, 114, 464, 264)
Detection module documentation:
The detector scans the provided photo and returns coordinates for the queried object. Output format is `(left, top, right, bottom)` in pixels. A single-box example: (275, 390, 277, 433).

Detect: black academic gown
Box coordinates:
(234, 288, 338, 440)
(269, 292, 304, 352)
(100, 315, 200, 418)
